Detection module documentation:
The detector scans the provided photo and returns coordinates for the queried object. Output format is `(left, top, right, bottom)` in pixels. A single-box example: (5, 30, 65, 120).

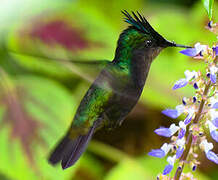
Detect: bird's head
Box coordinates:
(116, 11, 190, 56)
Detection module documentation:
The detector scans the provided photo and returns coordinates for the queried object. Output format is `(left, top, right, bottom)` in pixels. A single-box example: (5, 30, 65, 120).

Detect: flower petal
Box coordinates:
(176, 147, 184, 159)
(212, 118, 218, 128)
(154, 127, 172, 137)
(161, 143, 172, 155)
(195, 43, 207, 53)
(162, 109, 179, 119)
(213, 46, 218, 56)
(193, 82, 198, 89)
(176, 137, 185, 147)
(167, 155, 176, 165)
(163, 164, 173, 175)
(175, 105, 185, 116)
(210, 109, 218, 127)
(180, 43, 207, 57)
(154, 124, 179, 137)
(173, 78, 188, 90)
(148, 149, 165, 158)
(184, 70, 197, 81)
(184, 114, 193, 125)
(206, 151, 218, 164)
(211, 130, 218, 142)
(169, 124, 180, 136)
(192, 165, 197, 171)
(207, 121, 218, 142)
(210, 66, 217, 83)
(180, 48, 198, 57)
(200, 139, 213, 153)
(179, 121, 186, 129)
(178, 128, 186, 139)
(210, 73, 217, 83)
(212, 102, 218, 109)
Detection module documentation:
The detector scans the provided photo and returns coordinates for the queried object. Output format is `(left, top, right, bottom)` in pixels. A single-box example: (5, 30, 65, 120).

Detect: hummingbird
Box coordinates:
(48, 10, 191, 169)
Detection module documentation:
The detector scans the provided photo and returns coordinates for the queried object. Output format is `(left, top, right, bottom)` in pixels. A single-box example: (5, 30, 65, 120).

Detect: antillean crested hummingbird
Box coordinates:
(48, 11, 191, 169)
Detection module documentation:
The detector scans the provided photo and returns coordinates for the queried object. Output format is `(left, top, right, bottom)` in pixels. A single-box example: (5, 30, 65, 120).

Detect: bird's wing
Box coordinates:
(7, 49, 138, 101)
(8, 49, 110, 83)
(69, 76, 114, 134)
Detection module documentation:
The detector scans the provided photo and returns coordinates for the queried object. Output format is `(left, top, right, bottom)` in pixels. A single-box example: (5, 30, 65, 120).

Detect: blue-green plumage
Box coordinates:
(48, 11, 191, 169)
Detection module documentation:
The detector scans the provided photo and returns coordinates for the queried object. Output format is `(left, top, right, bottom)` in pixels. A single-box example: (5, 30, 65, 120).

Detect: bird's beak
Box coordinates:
(162, 40, 192, 48)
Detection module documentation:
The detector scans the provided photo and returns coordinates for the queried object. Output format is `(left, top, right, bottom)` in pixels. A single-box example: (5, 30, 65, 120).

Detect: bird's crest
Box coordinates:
(122, 10, 164, 41)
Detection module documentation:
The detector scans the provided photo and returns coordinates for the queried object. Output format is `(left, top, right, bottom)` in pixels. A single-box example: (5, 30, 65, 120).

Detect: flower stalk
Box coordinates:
(174, 81, 212, 180)
(148, 21, 217, 179)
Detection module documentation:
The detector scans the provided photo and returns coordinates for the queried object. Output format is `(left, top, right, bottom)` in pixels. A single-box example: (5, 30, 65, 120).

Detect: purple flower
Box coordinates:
(180, 48, 198, 57)
(162, 155, 176, 175)
(175, 137, 185, 159)
(213, 46, 218, 56)
(212, 118, 218, 128)
(183, 107, 195, 125)
(163, 164, 173, 175)
(212, 102, 218, 109)
(210, 74, 216, 83)
(179, 43, 207, 57)
(148, 149, 165, 158)
(184, 114, 193, 125)
(206, 151, 218, 164)
(176, 146, 184, 159)
(173, 70, 197, 90)
(148, 143, 172, 158)
(184, 70, 197, 80)
(155, 124, 179, 137)
(207, 121, 218, 142)
(208, 21, 213, 28)
(210, 66, 217, 83)
(193, 82, 198, 89)
(155, 127, 171, 137)
(162, 105, 184, 119)
(200, 140, 218, 164)
(210, 97, 218, 109)
(210, 109, 218, 128)
(192, 165, 197, 171)
(173, 79, 188, 90)
(182, 97, 187, 105)
(211, 131, 218, 142)
(162, 109, 179, 119)
(193, 96, 197, 103)
(178, 129, 186, 139)
(178, 121, 186, 139)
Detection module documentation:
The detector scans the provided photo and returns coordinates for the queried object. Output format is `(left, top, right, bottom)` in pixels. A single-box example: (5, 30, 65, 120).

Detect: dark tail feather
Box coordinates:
(48, 120, 99, 169)
(61, 128, 95, 169)
(48, 136, 72, 165)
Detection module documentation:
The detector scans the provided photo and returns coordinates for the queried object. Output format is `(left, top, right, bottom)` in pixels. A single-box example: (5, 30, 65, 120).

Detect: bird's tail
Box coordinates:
(48, 120, 99, 169)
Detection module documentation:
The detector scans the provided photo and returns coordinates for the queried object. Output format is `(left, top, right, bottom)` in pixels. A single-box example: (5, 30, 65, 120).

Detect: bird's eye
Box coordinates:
(145, 40, 152, 47)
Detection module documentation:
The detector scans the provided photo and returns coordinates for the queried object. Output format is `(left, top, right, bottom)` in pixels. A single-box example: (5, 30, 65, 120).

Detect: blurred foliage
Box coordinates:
(0, 0, 217, 180)
(201, 0, 214, 20)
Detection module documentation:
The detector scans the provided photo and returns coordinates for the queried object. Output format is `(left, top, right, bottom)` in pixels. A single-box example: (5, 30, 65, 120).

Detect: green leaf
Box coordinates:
(0, 75, 77, 180)
(201, 0, 214, 20)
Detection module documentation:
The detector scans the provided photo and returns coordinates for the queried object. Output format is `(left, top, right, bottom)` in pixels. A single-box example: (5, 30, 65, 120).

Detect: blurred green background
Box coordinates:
(0, 0, 217, 179)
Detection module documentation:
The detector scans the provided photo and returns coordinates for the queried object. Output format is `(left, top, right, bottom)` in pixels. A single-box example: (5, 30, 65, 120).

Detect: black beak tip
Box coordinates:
(173, 43, 192, 48)
(164, 40, 192, 48)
